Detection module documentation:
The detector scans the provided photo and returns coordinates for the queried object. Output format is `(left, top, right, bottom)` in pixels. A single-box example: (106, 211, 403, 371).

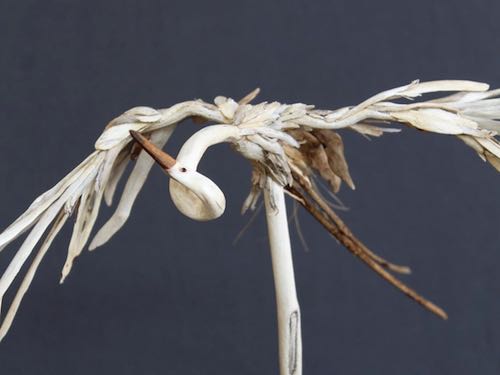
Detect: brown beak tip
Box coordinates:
(129, 130, 141, 140)
(129, 130, 149, 149)
(128, 129, 177, 170)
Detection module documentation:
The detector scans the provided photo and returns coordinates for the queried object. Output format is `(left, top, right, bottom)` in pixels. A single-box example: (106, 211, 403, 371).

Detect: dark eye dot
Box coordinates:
(180, 167, 187, 172)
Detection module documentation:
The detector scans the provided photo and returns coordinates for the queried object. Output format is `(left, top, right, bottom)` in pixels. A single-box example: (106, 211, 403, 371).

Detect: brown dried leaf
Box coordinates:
(313, 130, 355, 190)
(288, 129, 343, 192)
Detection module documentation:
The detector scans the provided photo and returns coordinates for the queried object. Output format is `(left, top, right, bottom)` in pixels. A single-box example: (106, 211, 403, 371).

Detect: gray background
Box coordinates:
(0, 0, 499, 374)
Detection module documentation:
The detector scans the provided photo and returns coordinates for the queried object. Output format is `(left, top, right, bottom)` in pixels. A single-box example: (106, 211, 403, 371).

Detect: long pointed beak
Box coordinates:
(129, 130, 176, 170)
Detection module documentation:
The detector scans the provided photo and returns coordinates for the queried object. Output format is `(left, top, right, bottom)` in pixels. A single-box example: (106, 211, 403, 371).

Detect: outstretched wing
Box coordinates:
(0, 101, 225, 341)
(308, 80, 500, 170)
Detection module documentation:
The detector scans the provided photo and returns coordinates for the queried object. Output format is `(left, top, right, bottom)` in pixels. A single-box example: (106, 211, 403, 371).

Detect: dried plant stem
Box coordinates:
(295, 172, 411, 274)
(264, 178, 302, 375)
(288, 172, 448, 320)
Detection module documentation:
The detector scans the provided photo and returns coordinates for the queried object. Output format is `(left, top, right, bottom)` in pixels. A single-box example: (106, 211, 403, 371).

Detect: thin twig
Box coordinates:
(293, 172, 411, 275)
(288, 175, 447, 320)
(232, 202, 263, 245)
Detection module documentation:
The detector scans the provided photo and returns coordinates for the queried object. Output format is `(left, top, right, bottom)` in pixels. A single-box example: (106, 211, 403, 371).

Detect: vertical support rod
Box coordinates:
(264, 178, 303, 375)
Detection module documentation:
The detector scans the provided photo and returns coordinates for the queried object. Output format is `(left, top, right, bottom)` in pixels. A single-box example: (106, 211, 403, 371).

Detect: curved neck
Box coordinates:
(177, 125, 240, 169)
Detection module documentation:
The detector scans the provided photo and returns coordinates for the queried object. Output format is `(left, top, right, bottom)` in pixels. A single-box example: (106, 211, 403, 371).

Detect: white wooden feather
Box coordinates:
(88, 125, 176, 250)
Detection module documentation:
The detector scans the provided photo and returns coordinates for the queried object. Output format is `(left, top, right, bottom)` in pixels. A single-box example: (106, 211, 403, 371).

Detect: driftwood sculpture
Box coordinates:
(1, 80, 499, 374)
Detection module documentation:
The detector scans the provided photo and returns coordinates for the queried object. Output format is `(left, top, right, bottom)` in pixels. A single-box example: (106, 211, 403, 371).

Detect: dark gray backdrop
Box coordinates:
(0, 0, 499, 374)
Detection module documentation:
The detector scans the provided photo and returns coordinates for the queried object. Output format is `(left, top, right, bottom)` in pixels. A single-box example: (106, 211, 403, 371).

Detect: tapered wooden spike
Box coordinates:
(129, 130, 176, 170)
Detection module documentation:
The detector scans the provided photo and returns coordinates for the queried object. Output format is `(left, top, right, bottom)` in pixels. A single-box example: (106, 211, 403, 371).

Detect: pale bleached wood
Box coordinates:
(0, 210, 68, 341)
(89, 125, 176, 250)
(264, 178, 302, 375)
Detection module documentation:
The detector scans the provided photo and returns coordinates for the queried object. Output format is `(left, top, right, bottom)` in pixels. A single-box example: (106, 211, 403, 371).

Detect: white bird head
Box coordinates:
(129, 130, 226, 221)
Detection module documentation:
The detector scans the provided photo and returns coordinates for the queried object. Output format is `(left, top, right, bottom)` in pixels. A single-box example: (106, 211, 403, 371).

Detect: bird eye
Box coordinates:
(180, 167, 187, 172)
